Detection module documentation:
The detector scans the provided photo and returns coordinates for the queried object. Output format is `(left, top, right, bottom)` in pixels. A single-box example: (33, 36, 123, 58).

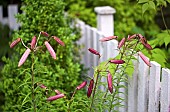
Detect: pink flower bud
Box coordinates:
(76, 81, 87, 90)
(41, 31, 49, 37)
(87, 79, 94, 98)
(54, 90, 61, 95)
(99, 36, 118, 42)
(44, 41, 56, 59)
(118, 37, 126, 48)
(109, 59, 125, 64)
(144, 43, 153, 50)
(18, 48, 31, 67)
(88, 48, 100, 56)
(40, 84, 47, 89)
(52, 36, 65, 46)
(47, 94, 64, 101)
(127, 34, 137, 40)
(140, 38, 153, 50)
(10, 38, 21, 48)
(138, 51, 151, 67)
(30, 36, 37, 50)
(107, 72, 113, 93)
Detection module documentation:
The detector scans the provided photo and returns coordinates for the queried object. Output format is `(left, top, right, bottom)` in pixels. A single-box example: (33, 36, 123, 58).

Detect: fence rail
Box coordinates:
(1, 4, 170, 112)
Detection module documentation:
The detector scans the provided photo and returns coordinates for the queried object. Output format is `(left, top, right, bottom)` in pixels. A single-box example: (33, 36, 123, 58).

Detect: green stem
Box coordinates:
(108, 41, 139, 112)
(31, 53, 36, 112)
(67, 89, 77, 112)
(160, 6, 170, 35)
(89, 72, 100, 112)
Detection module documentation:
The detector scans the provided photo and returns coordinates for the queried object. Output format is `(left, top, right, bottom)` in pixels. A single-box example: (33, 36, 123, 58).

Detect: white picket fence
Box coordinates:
(1, 4, 170, 112)
(76, 6, 170, 112)
(0, 5, 20, 30)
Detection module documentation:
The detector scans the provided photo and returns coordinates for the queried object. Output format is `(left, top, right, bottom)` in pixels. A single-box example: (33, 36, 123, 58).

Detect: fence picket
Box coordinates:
(160, 68, 170, 112)
(137, 56, 149, 112)
(128, 58, 139, 112)
(148, 61, 161, 112)
(8, 5, 19, 30)
(0, 6, 2, 23)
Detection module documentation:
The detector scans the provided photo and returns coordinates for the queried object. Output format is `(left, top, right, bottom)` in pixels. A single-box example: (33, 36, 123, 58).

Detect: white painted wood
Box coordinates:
(77, 20, 86, 65)
(148, 61, 161, 112)
(0, 6, 3, 23)
(94, 6, 116, 36)
(137, 56, 149, 112)
(8, 5, 19, 30)
(160, 68, 170, 112)
(128, 58, 139, 112)
(91, 28, 98, 68)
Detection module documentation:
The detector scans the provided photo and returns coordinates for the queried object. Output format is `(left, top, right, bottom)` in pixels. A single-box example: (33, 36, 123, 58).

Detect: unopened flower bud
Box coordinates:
(88, 48, 100, 56)
(99, 36, 118, 42)
(44, 41, 56, 59)
(54, 90, 61, 95)
(40, 84, 47, 89)
(76, 81, 87, 90)
(41, 31, 49, 37)
(127, 34, 137, 40)
(10, 38, 21, 48)
(18, 48, 31, 67)
(47, 94, 64, 101)
(118, 37, 126, 48)
(107, 72, 113, 93)
(138, 51, 151, 67)
(52, 36, 65, 46)
(30, 36, 37, 50)
(87, 79, 94, 98)
(109, 59, 125, 64)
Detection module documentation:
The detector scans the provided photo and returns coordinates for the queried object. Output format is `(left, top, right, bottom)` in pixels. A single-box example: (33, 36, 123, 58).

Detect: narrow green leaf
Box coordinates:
(142, 3, 149, 14)
(148, 1, 156, 10)
(138, 0, 149, 3)
(164, 36, 170, 47)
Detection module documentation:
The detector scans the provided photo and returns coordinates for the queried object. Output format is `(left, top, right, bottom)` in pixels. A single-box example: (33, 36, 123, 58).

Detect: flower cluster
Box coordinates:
(10, 31, 65, 67)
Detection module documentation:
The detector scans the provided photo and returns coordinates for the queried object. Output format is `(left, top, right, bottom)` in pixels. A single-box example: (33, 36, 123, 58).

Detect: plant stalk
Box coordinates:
(108, 41, 139, 112)
(31, 53, 36, 112)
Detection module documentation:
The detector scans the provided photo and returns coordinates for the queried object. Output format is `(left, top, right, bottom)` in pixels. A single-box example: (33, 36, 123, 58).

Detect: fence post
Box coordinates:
(94, 6, 116, 36)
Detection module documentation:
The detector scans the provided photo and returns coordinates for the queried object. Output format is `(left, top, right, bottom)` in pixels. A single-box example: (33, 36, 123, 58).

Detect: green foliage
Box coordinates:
(1, 0, 88, 111)
(0, 23, 12, 60)
(65, 0, 159, 38)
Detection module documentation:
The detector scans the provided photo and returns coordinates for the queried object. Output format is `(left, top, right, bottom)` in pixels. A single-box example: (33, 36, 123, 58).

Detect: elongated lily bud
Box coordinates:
(118, 37, 126, 48)
(127, 34, 137, 40)
(138, 51, 151, 67)
(52, 36, 65, 46)
(18, 48, 31, 67)
(76, 81, 87, 90)
(44, 41, 56, 59)
(54, 90, 61, 95)
(30, 36, 37, 50)
(88, 48, 100, 56)
(109, 59, 125, 64)
(99, 36, 118, 42)
(107, 72, 113, 93)
(41, 31, 49, 37)
(144, 43, 152, 50)
(47, 94, 64, 101)
(10, 38, 21, 48)
(40, 84, 47, 89)
(87, 79, 94, 98)
(140, 38, 152, 50)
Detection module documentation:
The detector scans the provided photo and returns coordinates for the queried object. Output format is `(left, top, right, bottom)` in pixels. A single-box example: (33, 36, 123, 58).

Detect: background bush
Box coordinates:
(0, 0, 88, 111)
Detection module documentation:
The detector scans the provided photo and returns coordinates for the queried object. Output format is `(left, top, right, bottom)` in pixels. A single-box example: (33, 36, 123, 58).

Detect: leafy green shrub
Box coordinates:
(1, 0, 88, 111)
